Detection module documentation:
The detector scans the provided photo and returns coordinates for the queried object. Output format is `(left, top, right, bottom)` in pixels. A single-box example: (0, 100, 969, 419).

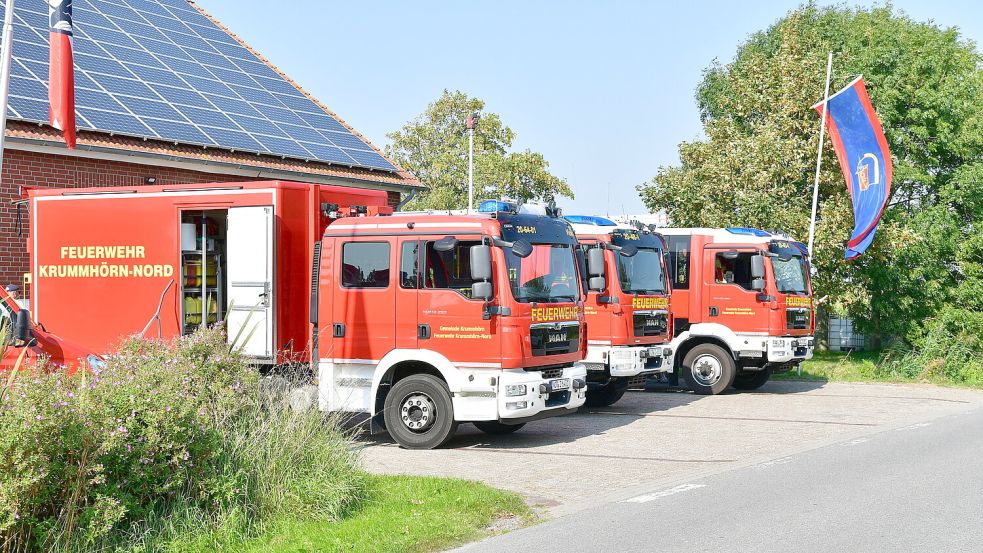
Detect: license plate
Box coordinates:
(549, 378, 570, 392)
(797, 338, 811, 346)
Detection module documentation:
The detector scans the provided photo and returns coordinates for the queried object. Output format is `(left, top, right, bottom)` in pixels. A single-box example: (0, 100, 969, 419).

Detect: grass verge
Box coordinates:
(242, 474, 533, 553)
(773, 350, 983, 388)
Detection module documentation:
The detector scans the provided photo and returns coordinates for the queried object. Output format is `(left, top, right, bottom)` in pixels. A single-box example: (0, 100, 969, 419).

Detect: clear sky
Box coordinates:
(197, 0, 981, 216)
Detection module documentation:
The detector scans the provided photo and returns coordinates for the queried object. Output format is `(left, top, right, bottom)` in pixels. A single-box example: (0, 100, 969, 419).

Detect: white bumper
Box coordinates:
(766, 336, 815, 362)
(482, 363, 588, 421)
(586, 344, 674, 377)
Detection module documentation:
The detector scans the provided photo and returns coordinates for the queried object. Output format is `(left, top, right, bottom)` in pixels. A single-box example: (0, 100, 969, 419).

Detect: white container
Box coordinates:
(181, 223, 197, 251)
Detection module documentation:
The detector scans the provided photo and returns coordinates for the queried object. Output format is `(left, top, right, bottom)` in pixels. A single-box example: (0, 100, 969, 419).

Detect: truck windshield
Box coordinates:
(772, 255, 809, 294)
(616, 248, 666, 294)
(505, 244, 580, 303)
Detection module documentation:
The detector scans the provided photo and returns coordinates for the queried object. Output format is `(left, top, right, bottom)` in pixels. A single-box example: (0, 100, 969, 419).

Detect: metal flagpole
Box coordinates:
(467, 113, 476, 213)
(0, 0, 16, 183)
(803, 51, 833, 377)
(807, 52, 834, 258)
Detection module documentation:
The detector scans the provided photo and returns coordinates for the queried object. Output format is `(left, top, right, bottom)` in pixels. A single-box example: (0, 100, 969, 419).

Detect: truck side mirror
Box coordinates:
(619, 244, 638, 257)
(751, 277, 765, 291)
(471, 281, 493, 301)
(470, 244, 492, 281)
(434, 236, 459, 252)
(587, 248, 605, 277)
(14, 309, 33, 345)
(511, 239, 533, 259)
(751, 254, 766, 279)
(588, 276, 606, 292)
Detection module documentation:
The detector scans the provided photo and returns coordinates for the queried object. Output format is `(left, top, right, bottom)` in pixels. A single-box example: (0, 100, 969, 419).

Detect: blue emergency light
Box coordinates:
(478, 199, 517, 213)
(564, 215, 617, 226)
(725, 227, 772, 237)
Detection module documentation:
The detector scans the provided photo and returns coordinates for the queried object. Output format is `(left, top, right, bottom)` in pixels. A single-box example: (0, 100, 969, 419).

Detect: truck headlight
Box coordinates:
(506, 401, 528, 410)
(771, 339, 786, 348)
(86, 354, 107, 372)
(505, 384, 527, 397)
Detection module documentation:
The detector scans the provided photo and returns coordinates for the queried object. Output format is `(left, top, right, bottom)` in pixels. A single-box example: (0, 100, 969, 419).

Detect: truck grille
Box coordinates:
(530, 323, 579, 357)
(540, 368, 564, 379)
(633, 312, 668, 337)
(786, 308, 810, 330)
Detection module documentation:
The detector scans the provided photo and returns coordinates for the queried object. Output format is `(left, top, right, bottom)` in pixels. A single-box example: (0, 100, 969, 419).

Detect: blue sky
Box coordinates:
(198, 0, 981, 215)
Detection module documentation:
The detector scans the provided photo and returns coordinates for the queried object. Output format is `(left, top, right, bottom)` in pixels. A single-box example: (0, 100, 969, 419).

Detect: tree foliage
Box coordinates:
(638, 4, 983, 345)
(386, 90, 573, 210)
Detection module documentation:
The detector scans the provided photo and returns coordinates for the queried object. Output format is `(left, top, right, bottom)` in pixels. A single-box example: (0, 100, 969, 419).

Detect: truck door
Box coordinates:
(332, 238, 396, 361)
(394, 238, 420, 349)
(227, 206, 274, 358)
(702, 247, 769, 334)
(416, 237, 500, 365)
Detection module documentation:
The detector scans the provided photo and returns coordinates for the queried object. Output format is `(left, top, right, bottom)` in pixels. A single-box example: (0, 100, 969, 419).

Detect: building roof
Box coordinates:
(0, 0, 420, 189)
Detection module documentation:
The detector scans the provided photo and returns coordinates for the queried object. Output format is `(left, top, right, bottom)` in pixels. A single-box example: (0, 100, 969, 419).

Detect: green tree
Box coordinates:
(386, 90, 573, 210)
(638, 4, 983, 346)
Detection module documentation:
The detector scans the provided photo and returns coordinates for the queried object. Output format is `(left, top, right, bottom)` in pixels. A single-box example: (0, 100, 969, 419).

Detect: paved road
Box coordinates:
(361, 381, 983, 516)
(457, 403, 983, 552)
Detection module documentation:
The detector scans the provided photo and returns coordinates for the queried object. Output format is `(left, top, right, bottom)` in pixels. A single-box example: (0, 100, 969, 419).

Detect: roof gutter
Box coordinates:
(4, 136, 424, 194)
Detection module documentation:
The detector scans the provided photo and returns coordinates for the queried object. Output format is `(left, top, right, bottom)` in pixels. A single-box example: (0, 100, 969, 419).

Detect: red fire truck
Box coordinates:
(24, 182, 587, 448)
(659, 227, 815, 394)
(565, 216, 673, 407)
(0, 286, 102, 374)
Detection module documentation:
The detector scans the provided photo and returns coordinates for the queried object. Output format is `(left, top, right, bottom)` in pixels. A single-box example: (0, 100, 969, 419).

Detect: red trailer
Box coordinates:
(25, 180, 391, 361)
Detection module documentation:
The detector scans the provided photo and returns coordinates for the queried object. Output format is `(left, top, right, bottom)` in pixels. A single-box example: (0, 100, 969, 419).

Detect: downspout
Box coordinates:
(395, 188, 419, 211)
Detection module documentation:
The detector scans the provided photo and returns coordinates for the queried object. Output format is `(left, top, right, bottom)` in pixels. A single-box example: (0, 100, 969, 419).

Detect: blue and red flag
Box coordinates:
(814, 76, 892, 259)
(48, 0, 76, 149)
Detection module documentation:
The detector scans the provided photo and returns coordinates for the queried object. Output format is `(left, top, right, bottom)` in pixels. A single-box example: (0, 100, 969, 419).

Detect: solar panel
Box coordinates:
(0, 0, 397, 172)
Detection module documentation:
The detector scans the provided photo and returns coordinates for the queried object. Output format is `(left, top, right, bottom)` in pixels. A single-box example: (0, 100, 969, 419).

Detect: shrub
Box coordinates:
(0, 329, 363, 552)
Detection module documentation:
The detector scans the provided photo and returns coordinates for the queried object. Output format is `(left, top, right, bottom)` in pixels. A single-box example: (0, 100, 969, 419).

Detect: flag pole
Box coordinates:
(806, 52, 833, 258)
(803, 51, 833, 376)
(0, 0, 16, 183)
(467, 113, 477, 214)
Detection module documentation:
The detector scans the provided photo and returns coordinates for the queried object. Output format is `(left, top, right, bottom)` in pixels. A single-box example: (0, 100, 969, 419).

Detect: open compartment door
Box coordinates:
(227, 206, 274, 358)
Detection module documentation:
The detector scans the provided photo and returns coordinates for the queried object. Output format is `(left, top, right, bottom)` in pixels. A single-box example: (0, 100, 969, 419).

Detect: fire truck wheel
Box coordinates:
(384, 374, 458, 450)
(732, 368, 772, 390)
(473, 421, 526, 434)
(682, 344, 735, 395)
(584, 379, 628, 408)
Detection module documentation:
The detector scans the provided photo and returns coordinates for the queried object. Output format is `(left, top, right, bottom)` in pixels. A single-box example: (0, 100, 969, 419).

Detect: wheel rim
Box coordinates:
(399, 392, 437, 433)
(691, 354, 723, 386)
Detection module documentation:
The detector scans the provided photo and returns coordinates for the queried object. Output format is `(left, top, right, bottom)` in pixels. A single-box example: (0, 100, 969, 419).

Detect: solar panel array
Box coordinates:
(0, 0, 396, 171)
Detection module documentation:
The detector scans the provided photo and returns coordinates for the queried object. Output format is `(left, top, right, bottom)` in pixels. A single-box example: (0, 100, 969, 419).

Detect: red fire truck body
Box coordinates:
(315, 207, 588, 447)
(25, 182, 587, 448)
(660, 227, 816, 394)
(566, 217, 673, 407)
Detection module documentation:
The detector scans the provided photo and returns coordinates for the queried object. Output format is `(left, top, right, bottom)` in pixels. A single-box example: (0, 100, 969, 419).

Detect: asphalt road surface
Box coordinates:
(362, 381, 983, 519)
(456, 401, 983, 552)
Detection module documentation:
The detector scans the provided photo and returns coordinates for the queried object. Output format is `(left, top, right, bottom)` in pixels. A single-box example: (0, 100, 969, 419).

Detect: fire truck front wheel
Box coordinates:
(584, 378, 629, 408)
(732, 368, 772, 390)
(682, 344, 735, 395)
(384, 374, 458, 450)
(474, 421, 526, 434)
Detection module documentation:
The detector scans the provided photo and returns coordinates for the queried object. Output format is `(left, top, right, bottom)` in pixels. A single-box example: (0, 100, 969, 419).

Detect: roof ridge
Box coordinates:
(185, 1, 419, 185)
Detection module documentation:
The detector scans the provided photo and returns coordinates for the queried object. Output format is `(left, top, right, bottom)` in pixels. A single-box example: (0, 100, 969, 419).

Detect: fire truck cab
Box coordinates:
(565, 215, 673, 407)
(660, 227, 815, 394)
(316, 201, 588, 448)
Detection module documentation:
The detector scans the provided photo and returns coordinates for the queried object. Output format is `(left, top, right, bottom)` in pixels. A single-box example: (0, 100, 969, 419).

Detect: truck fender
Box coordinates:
(371, 349, 471, 404)
(669, 323, 748, 362)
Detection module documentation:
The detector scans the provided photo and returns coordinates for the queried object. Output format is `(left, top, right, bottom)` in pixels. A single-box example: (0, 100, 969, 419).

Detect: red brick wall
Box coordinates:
(0, 149, 403, 287)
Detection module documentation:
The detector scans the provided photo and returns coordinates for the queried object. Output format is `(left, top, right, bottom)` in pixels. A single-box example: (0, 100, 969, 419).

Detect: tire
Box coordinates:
(383, 374, 458, 449)
(732, 368, 772, 390)
(585, 378, 629, 408)
(682, 343, 735, 395)
(474, 421, 526, 434)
